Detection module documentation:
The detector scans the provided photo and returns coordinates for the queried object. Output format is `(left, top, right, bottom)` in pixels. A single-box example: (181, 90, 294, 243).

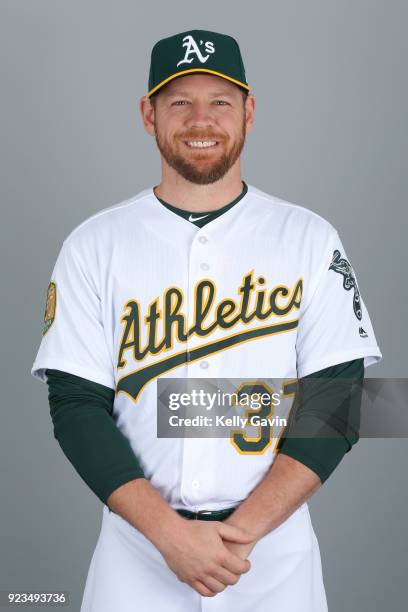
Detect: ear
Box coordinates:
(140, 95, 156, 136)
(244, 93, 256, 135)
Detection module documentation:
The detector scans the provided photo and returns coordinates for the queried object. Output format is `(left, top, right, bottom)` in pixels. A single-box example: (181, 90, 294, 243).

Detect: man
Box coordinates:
(31, 29, 382, 611)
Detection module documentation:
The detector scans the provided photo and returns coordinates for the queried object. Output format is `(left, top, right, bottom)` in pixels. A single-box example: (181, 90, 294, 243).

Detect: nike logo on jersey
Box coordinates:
(116, 271, 303, 401)
(188, 213, 210, 222)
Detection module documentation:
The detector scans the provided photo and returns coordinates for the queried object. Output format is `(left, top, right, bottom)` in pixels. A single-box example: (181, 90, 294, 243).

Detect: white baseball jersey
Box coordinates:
(32, 183, 381, 506)
(31, 183, 381, 611)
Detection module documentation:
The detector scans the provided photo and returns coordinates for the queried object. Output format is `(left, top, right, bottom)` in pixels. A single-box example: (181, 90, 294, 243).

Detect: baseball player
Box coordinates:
(31, 29, 382, 611)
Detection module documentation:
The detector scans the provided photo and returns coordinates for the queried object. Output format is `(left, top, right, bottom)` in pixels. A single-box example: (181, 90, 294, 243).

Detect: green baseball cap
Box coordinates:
(147, 29, 251, 98)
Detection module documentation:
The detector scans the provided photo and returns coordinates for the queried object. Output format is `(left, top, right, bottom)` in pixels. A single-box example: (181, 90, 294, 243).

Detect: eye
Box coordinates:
(171, 99, 230, 106)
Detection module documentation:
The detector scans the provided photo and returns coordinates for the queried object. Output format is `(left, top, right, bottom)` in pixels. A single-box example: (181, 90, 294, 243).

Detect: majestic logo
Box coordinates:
(359, 327, 368, 338)
(329, 249, 362, 320)
(116, 271, 303, 401)
(42, 281, 56, 335)
(177, 35, 215, 67)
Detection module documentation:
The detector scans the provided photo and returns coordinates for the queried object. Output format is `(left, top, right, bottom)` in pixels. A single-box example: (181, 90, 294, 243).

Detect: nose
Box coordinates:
(184, 101, 214, 129)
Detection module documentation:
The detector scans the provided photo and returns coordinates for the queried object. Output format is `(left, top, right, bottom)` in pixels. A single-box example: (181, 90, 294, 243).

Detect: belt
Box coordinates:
(175, 507, 237, 521)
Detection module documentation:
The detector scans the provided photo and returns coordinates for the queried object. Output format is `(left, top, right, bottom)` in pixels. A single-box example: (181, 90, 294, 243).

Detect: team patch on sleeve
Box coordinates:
(42, 281, 56, 335)
(329, 249, 362, 320)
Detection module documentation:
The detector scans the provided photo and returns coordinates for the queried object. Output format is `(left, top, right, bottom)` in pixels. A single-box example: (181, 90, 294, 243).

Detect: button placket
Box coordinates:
(186, 232, 214, 376)
(180, 231, 215, 504)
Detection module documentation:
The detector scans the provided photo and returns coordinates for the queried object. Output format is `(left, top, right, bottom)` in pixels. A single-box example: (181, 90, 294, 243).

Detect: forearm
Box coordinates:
(278, 358, 364, 482)
(278, 415, 351, 482)
(47, 369, 146, 504)
(224, 359, 363, 543)
(46, 369, 185, 550)
(225, 452, 321, 541)
(107, 478, 185, 550)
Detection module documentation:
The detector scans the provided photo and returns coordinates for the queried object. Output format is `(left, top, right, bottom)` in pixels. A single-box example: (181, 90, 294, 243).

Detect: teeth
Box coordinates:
(186, 140, 217, 148)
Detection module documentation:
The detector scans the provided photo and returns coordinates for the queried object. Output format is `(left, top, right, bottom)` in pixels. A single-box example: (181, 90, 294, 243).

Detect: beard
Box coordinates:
(153, 114, 246, 185)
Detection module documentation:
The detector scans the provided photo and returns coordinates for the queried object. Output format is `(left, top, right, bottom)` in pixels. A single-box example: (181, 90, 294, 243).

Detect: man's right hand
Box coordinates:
(157, 519, 254, 597)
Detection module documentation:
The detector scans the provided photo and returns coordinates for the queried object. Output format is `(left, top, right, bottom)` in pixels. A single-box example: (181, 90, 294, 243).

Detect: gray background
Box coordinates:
(1, 0, 407, 610)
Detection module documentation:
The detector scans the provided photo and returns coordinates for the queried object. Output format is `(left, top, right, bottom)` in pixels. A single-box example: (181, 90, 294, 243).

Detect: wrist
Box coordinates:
(147, 509, 186, 552)
(224, 513, 259, 542)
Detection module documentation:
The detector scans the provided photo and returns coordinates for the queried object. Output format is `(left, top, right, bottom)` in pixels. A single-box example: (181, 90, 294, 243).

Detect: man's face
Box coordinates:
(149, 74, 251, 185)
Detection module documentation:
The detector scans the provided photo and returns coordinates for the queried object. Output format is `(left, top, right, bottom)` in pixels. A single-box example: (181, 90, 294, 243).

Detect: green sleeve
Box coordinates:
(278, 358, 364, 483)
(46, 369, 145, 505)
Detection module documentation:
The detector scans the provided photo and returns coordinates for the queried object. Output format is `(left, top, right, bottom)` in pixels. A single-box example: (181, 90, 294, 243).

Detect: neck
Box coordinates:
(153, 161, 244, 212)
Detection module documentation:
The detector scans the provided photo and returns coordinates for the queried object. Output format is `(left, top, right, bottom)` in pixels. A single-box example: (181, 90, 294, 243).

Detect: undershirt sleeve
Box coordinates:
(46, 368, 146, 506)
(277, 358, 364, 483)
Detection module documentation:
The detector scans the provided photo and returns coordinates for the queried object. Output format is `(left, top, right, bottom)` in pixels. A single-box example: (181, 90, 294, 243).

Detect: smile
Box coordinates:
(184, 140, 218, 148)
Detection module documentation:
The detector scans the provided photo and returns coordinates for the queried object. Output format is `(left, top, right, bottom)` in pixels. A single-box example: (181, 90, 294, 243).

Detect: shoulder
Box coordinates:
(247, 183, 338, 242)
(62, 187, 153, 250)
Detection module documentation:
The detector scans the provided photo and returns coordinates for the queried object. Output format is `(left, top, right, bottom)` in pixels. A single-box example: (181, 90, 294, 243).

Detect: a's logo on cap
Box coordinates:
(176, 35, 215, 67)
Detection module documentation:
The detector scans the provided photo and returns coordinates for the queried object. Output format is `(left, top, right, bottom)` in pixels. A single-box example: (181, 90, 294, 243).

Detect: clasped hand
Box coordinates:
(159, 518, 257, 597)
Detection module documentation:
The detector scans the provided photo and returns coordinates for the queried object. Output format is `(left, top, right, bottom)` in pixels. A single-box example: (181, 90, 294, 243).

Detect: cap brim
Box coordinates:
(147, 68, 251, 97)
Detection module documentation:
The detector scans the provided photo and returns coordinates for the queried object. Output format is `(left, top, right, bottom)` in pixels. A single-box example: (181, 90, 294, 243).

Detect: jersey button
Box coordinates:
(200, 361, 209, 370)
(192, 480, 200, 489)
(198, 235, 208, 244)
(200, 262, 210, 271)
